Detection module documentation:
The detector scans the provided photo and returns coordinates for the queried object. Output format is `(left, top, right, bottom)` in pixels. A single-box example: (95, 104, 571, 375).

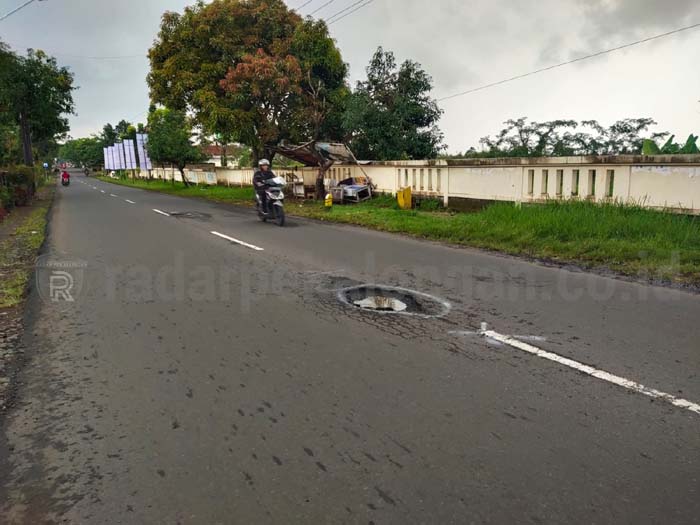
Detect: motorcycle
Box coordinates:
(61, 178, 70, 187)
(255, 176, 286, 227)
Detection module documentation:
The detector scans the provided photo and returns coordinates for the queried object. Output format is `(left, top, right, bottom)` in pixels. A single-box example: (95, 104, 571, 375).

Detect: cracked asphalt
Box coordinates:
(0, 173, 698, 524)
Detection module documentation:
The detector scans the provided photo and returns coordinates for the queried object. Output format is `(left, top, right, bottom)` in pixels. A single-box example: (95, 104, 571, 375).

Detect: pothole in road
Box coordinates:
(338, 285, 451, 318)
(169, 211, 212, 221)
(354, 296, 408, 312)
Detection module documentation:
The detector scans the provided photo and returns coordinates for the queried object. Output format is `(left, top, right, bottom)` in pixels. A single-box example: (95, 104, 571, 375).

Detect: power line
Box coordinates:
(328, 0, 374, 25)
(293, 0, 315, 11)
(0, 0, 41, 22)
(326, 0, 369, 22)
(438, 21, 700, 102)
(309, 0, 338, 16)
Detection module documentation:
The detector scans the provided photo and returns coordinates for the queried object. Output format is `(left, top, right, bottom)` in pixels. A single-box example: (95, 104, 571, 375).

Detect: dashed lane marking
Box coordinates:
(152, 209, 171, 217)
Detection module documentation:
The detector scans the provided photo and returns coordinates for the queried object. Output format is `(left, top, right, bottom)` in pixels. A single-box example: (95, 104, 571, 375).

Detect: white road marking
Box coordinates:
(110, 193, 118, 198)
(100, 190, 106, 194)
(450, 330, 546, 346)
(480, 326, 700, 416)
(125, 199, 135, 204)
(152, 209, 170, 217)
(211, 231, 264, 252)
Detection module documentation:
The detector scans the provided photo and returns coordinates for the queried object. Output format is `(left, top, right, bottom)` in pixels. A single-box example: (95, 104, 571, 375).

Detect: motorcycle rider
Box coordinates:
(253, 159, 275, 214)
(61, 170, 70, 185)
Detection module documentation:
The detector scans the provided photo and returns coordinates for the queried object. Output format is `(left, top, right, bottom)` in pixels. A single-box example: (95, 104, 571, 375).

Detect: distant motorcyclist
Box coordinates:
(61, 170, 70, 183)
(253, 159, 275, 214)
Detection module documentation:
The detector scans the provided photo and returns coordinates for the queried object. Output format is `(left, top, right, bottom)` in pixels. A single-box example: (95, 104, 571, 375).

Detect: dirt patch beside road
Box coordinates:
(0, 185, 54, 416)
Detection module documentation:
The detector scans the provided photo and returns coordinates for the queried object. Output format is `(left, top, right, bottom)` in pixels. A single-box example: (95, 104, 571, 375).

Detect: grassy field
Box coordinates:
(98, 177, 700, 285)
(0, 189, 53, 308)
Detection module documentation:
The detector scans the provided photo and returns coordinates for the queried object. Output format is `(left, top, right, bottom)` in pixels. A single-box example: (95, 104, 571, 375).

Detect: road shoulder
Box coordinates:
(0, 185, 55, 417)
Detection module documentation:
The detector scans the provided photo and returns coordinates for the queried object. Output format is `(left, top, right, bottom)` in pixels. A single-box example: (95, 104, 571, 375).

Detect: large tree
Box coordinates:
(147, 0, 348, 165)
(0, 45, 75, 166)
(147, 108, 204, 186)
(343, 47, 444, 160)
(0, 42, 19, 164)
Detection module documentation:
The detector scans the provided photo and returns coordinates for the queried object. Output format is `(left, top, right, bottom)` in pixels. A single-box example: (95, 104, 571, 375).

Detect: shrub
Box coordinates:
(0, 185, 12, 212)
(1, 165, 38, 206)
(5, 165, 37, 188)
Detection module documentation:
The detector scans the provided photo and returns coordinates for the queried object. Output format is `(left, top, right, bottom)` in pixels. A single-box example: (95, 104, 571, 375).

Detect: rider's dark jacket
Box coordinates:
(253, 169, 275, 191)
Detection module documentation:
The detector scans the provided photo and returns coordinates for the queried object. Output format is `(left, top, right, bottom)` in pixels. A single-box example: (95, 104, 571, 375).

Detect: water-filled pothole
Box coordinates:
(338, 285, 450, 317)
(354, 296, 408, 312)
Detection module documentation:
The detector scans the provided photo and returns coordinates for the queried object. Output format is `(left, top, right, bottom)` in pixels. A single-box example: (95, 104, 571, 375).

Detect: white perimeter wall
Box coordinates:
(139, 158, 700, 214)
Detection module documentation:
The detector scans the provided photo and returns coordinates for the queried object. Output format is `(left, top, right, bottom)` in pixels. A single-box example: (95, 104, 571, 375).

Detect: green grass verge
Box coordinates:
(98, 177, 700, 285)
(0, 192, 52, 308)
(97, 176, 255, 204)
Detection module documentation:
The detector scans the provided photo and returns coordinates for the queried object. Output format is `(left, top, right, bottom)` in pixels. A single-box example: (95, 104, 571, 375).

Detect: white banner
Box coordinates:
(123, 141, 131, 170)
(124, 139, 137, 170)
(116, 142, 126, 170)
(103, 147, 109, 170)
(136, 133, 153, 170)
(108, 146, 115, 170)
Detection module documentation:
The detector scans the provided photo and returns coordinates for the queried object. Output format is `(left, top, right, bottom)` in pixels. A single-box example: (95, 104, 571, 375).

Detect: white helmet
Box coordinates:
(259, 159, 270, 166)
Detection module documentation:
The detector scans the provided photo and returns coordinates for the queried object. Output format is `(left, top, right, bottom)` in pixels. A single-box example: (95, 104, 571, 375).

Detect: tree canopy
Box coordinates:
(59, 137, 104, 169)
(0, 43, 75, 165)
(147, 108, 204, 185)
(343, 47, 444, 160)
(148, 0, 348, 165)
(461, 117, 671, 158)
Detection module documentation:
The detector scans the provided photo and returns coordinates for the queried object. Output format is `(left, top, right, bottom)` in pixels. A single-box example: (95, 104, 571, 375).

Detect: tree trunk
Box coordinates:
(221, 144, 228, 168)
(263, 148, 276, 165)
(315, 173, 325, 201)
(19, 111, 34, 166)
(252, 145, 276, 167)
(179, 165, 191, 187)
(315, 161, 334, 200)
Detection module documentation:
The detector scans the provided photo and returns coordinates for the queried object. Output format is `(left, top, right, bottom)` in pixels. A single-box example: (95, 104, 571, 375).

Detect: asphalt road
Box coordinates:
(1, 172, 698, 524)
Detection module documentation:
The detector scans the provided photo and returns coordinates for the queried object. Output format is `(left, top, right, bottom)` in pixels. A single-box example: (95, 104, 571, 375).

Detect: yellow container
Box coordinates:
(325, 193, 333, 208)
(397, 186, 412, 210)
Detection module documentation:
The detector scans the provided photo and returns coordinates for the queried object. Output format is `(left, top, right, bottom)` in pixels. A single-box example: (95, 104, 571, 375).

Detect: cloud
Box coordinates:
(578, 0, 700, 46)
(2, 0, 699, 152)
